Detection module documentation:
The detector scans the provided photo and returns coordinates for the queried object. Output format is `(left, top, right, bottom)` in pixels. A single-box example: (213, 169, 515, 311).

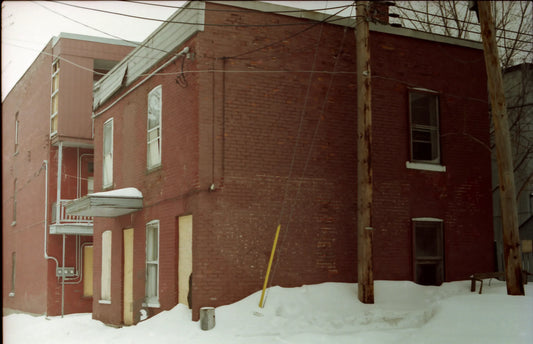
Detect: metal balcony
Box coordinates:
(49, 200, 93, 236)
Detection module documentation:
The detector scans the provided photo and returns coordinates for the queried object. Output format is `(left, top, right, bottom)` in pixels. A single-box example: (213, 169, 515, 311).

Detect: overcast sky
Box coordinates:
(1, 1, 354, 101)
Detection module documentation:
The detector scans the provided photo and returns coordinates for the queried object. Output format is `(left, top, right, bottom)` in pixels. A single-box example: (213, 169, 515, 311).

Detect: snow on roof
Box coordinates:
(90, 187, 143, 198)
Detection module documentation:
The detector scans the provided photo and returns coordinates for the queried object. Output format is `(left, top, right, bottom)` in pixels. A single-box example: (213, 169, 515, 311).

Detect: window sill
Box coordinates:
(142, 301, 160, 308)
(99, 299, 111, 305)
(146, 164, 162, 175)
(406, 161, 446, 172)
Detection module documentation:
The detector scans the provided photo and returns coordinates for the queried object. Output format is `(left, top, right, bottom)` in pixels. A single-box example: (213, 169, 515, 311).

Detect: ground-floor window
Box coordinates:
(83, 245, 93, 297)
(100, 231, 112, 303)
(145, 220, 160, 307)
(9, 252, 16, 297)
(413, 218, 444, 285)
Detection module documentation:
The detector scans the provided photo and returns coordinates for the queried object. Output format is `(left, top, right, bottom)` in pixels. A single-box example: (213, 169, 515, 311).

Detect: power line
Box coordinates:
(128, 0, 354, 14)
(394, 3, 533, 39)
(224, 5, 354, 59)
(53, 1, 354, 28)
(34, 2, 173, 56)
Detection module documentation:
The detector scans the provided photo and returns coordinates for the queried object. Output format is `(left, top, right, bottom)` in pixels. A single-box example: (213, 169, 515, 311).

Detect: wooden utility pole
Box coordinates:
(477, 1, 524, 295)
(356, 0, 374, 304)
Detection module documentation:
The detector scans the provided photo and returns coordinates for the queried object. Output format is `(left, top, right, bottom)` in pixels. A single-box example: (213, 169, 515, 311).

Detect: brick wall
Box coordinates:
(91, 2, 492, 324)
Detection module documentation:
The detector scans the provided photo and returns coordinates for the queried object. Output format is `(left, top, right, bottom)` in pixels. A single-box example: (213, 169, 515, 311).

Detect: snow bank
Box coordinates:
(3, 280, 532, 344)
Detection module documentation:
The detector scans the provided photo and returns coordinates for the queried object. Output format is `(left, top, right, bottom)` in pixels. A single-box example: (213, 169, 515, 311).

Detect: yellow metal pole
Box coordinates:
(259, 224, 281, 308)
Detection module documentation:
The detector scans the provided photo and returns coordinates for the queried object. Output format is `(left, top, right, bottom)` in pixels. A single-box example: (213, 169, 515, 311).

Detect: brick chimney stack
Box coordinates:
(369, 1, 394, 25)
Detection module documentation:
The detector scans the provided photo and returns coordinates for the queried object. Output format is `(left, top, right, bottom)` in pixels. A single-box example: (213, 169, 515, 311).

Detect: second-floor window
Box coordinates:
(147, 85, 162, 170)
(51, 59, 60, 136)
(103, 118, 113, 188)
(409, 91, 440, 164)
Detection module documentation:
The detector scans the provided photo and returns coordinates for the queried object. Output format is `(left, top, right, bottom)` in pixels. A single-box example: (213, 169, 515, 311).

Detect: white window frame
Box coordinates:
(144, 220, 160, 307)
(147, 85, 162, 170)
(100, 230, 112, 304)
(409, 90, 441, 165)
(50, 59, 60, 136)
(103, 118, 114, 189)
(12, 179, 17, 226)
(9, 252, 16, 297)
(15, 112, 19, 154)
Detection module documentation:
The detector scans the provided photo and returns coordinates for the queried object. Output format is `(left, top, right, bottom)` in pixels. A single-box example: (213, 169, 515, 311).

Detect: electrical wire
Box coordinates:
(394, 3, 533, 39)
(128, 0, 353, 14)
(225, 4, 354, 60)
(53, 1, 354, 27)
(266, 24, 352, 304)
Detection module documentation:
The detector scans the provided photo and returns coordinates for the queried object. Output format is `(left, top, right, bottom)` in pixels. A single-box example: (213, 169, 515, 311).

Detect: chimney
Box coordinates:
(369, 1, 394, 25)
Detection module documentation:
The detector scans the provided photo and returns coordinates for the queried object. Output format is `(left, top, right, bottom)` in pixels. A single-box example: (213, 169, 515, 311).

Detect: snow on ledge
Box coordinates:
(90, 187, 143, 198)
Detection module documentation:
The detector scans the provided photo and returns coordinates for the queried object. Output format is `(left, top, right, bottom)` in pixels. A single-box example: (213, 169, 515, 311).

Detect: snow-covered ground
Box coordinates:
(3, 280, 533, 344)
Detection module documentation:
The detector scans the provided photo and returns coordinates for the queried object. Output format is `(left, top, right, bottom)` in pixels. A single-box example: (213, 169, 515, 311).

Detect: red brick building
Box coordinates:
(66, 1, 493, 325)
(2, 33, 135, 316)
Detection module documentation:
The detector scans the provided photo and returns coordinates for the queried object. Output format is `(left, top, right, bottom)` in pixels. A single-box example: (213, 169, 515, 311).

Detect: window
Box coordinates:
(103, 118, 113, 188)
(413, 219, 444, 286)
(409, 91, 440, 164)
(15, 112, 19, 153)
(145, 220, 160, 307)
(51, 59, 60, 136)
(147, 85, 162, 169)
(100, 230, 112, 303)
(12, 179, 17, 226)
(9, 252, 16, 297)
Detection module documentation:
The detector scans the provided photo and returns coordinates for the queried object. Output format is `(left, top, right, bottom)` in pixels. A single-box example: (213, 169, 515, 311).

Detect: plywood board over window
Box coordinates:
(100, 231, 112, 303)
(83, 246, 93, 297)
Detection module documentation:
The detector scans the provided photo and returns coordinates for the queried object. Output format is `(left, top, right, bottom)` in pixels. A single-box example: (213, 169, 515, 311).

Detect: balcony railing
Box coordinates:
(52, 200, 93, 224)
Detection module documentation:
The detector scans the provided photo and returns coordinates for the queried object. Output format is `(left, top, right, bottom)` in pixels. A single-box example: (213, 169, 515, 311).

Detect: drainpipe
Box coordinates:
(62, 234, 66, 317)
(43, 160, 59, 269)
(56, 142, 62, 224)
(43, 160, 59, 318)
(56, 142, 65, 317)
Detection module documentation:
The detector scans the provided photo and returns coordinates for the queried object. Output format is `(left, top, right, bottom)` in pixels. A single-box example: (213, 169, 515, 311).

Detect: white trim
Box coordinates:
(145, 220, 160, 306)
(142, 301, 161, 308)
(406, 161, 446, 172)
(98, 299, 111, 305)
(102, 118, 114, 188)
(412, 217, 444, 222)
(147, 85, 162, 170)
(409, 87, 440, 94)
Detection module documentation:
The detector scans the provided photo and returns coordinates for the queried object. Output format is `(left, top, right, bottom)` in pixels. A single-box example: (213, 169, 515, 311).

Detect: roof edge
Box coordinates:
(52, 32, 139, 48)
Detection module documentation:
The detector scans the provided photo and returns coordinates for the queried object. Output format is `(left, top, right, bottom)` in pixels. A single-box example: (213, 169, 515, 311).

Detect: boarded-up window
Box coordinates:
(147, 85, 162, 169)
(413, 219, 444, 286)
(409, 91, 440, 164)
(145, 220, 160, 307)
(100, 231, 112, 302)
(83, 245, 93, 297)
(103, 118, 113, 188)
